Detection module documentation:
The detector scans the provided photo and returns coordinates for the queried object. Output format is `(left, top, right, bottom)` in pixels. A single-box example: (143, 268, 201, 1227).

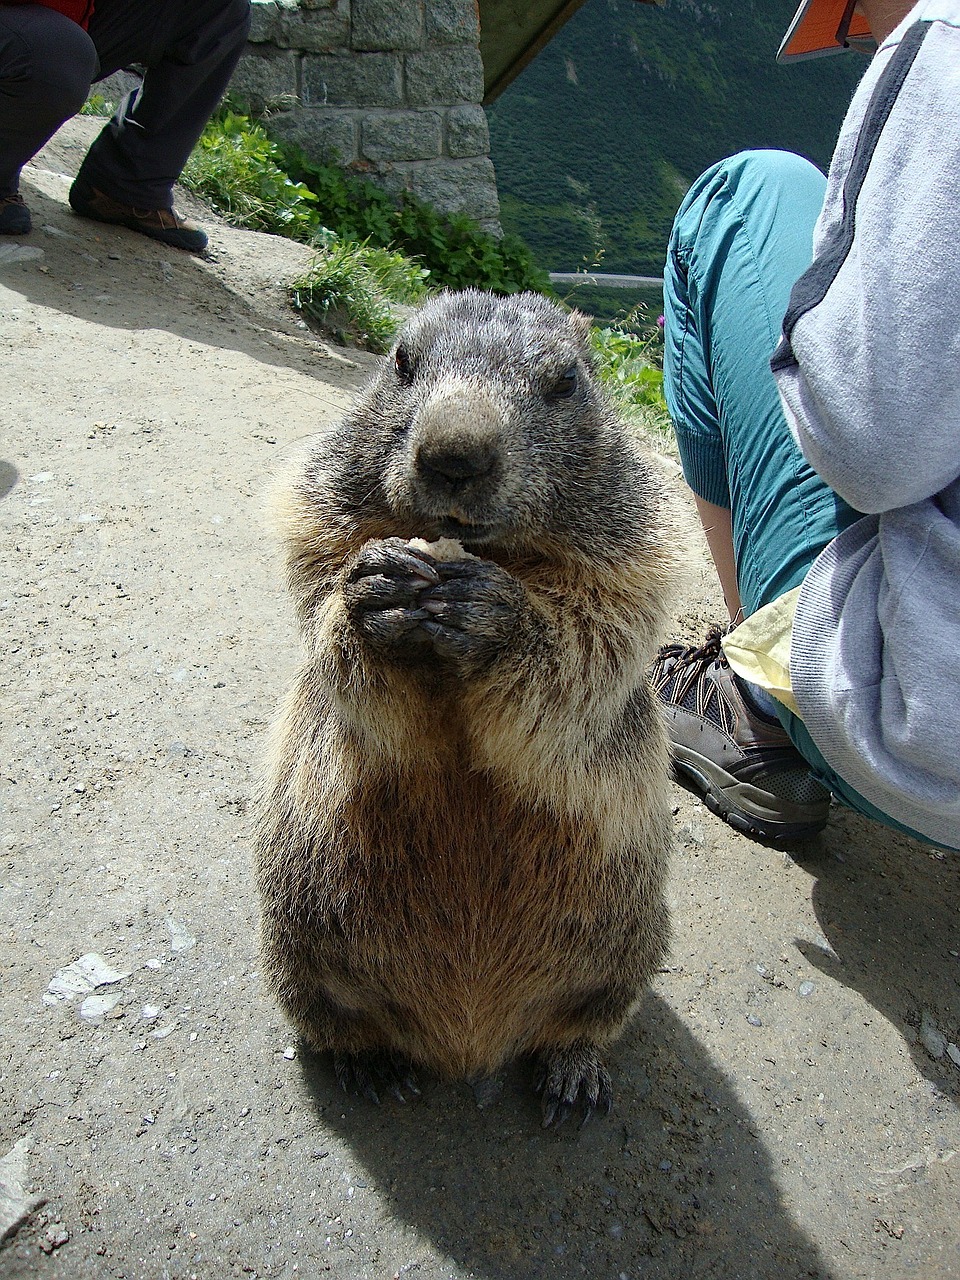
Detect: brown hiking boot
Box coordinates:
(649, 625, 830, 842)
(68, 176, 207, 252)
(0, 192, 31, 236)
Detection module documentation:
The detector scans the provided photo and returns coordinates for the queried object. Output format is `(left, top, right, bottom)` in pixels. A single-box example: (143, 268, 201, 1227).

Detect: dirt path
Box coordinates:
(1, 118, 958, 1280)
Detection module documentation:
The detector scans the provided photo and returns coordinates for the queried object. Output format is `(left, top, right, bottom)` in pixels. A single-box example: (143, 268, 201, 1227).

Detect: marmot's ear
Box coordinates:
(567, 308, 592, 344)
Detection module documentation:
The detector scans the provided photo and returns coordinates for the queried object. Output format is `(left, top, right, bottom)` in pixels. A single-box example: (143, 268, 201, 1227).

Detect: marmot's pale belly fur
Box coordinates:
(255, 290, 677, 1121)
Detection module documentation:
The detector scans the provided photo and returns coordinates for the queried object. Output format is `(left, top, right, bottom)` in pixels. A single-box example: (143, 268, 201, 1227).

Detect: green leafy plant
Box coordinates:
(290, 238, 429, 353)
(282, 148, 397, 247)
(590, 321, 672, 439)
(180, 108, 548, 307)
(181, 111, 320, 240)
(280, 143, 551, 295)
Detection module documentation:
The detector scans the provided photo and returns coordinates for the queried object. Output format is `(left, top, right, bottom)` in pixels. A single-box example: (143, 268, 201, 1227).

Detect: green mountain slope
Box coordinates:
(486, 0, 865, 277)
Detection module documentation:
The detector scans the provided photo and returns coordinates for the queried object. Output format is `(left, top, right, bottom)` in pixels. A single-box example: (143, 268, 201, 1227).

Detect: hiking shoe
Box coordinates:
(0, 193, 31, 236)
(68, 176, 207, 252)
(649, 625, 830, 842)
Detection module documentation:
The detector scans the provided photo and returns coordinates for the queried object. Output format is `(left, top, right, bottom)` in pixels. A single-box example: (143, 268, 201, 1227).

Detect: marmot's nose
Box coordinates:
(416, 439, 498, 484)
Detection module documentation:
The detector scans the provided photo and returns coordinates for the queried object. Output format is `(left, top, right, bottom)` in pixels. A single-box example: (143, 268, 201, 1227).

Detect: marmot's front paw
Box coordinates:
(418, 559, 524, 672)
(344, 538, 440, 654)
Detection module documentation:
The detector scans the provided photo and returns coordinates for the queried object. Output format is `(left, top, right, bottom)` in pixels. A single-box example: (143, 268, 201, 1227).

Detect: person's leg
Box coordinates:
(693, 495, 740, 620)
(75, 0, 250, 209)
(653, 150, 848, 840)
(655, 150, 941, 845)
(662, 148, 861, 617)
(0, 5, 97, 229)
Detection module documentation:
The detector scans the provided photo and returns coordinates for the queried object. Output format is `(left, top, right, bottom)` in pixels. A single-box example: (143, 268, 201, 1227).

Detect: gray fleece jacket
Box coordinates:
(772, 0, 960, 848)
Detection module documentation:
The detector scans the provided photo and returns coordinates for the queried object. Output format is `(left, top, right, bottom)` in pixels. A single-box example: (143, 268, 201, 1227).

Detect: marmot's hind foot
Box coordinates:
(334, 1050, 421, 1105)
(535, 1043, 613, 1128)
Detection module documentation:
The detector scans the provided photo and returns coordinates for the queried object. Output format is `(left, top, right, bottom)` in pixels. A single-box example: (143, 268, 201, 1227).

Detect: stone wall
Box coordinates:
(231, 0, 502, 234)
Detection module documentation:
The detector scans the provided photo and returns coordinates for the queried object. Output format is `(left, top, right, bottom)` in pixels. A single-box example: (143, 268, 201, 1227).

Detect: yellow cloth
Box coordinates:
(721, 586, 802, 716)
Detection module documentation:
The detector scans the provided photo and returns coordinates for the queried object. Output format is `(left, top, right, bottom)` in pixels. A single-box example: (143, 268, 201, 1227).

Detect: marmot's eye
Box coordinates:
(547, 365, 578, 400)
(395, 345, 413, 385)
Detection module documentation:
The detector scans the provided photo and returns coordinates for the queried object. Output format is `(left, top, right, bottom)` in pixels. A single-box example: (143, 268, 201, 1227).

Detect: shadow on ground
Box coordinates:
(300, 995, 833, 1280)
(12, 145, 374, 394)
(673, 765, 960, 1106)
(0, 460, 18, 499)
(800, 809, 960, 1099)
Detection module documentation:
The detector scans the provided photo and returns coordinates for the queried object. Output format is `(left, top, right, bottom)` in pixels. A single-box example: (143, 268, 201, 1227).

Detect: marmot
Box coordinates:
(255, 290, 676, 1125)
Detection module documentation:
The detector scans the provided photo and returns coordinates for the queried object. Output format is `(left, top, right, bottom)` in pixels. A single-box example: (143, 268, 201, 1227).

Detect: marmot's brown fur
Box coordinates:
(255, 290, 677, 1125)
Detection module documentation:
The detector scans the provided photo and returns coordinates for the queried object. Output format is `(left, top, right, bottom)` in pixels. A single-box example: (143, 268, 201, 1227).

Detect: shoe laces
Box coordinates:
(651, 623, 732, 716)
(655, 623, 726, 671)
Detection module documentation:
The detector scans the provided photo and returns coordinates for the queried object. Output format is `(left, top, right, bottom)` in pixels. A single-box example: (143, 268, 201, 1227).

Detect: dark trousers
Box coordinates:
(0, 0, 250, 204)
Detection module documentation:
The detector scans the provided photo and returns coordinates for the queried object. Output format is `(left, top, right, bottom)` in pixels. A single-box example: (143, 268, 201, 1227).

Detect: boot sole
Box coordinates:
(69, 185, 207, 253)
(673, 744, 829, 843)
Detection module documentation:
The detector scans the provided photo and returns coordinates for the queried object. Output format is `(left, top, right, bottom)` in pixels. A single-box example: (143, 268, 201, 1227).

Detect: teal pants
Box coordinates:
(662, 149, 933, 845)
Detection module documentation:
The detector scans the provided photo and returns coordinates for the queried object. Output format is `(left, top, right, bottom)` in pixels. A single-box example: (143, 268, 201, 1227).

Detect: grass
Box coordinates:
(79, 94, 115, 117)
(290, 238, 429, 353)
(175, 106, 670, 432)
(590, 316, 672, 442)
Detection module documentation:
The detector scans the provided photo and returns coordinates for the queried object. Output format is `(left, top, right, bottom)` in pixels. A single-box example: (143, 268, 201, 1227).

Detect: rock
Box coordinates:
(44, 954, 131, 1005)
(165, 917, 197, 953)
(0, 1139, 45, 1244)
(678, 821, 706, 850)
(0, 244, 44, 265)
(39, 1222, 69, 1253)
(919, 1010, 947, 1059)
(79, 991, 124, 1020)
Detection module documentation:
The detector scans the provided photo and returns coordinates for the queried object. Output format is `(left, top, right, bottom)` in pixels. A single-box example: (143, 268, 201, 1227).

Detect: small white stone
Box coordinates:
(165, 917, 196, 953)
(45, 953, 130, 1002)
(79, 991, 122, 1019)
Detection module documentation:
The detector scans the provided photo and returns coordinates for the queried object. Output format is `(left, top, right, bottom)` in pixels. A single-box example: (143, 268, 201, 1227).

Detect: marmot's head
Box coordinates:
(315, 290, 659, 560)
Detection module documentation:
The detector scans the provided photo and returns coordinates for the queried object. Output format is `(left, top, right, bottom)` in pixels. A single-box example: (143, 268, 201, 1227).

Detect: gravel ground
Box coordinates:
(1, 118, 958, 1280)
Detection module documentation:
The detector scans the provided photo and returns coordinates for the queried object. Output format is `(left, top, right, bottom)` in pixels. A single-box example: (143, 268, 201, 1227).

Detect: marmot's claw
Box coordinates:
(541, 1096, 572, 1128)
(346, 540, 448, 652)
(428, 562, 496, 595)
(415, 565, 522, 666)
(535, 1044, 613, 1129)
(334, 1051, 421, 1106)
(394, 1071, 422, 1102)
(348, 538, 440, 589)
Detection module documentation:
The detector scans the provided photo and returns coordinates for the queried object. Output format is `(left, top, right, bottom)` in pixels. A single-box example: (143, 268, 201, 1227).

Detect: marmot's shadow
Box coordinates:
(301, 995, 833, 1280)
